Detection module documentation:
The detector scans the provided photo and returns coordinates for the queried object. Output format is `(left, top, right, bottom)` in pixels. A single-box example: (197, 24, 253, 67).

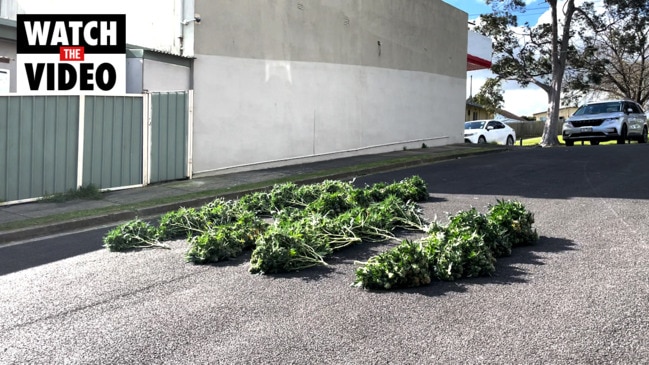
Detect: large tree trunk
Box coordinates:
(540, 0, 574, 147)
(541, 87, 561, 146)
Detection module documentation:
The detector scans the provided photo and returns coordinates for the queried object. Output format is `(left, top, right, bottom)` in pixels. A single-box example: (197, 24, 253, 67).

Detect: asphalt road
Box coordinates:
(1, 144, 648, 364)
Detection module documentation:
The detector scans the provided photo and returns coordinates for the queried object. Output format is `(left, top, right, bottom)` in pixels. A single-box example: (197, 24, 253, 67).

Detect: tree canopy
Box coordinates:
(474, 0, 649, 147)
(566, 0, 649, 107)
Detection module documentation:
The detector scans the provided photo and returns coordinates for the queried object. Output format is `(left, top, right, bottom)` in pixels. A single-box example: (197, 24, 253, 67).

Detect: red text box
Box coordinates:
(60, 46, 85, 61)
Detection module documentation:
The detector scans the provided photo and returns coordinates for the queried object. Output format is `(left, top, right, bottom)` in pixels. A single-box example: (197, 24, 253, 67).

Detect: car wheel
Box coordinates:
(590, 140, 600, 145)
(565, 139, 574, 146)
(617, 124, 627, 144)
(478, 136, 486, 144)
(638, 126, 648, 143)
(506, 136, 514, 146)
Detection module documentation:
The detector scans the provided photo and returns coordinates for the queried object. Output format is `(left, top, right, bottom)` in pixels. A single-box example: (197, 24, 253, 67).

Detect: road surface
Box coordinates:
(1, 144, 648, 364)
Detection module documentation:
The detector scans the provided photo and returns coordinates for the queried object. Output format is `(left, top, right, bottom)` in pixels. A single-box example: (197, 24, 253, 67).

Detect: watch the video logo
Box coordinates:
(17, 14, 126, 94)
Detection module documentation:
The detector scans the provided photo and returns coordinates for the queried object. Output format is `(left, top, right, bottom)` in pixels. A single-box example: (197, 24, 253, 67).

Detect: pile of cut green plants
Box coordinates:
(102, 176, 431, 274)
(352, 199, 538, 290)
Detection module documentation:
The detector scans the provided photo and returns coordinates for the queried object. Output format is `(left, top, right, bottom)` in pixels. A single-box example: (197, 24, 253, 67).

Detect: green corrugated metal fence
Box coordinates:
(0, 96, 79, 202)
(150, 91, 188, 183)
(0, 91, 191, 204)
(82, 95, 144, 189)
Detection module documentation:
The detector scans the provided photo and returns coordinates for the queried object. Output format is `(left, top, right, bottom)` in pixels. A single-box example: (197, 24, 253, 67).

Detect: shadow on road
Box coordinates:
(265, 234, 576, 296)
(356, 144, 649, 201)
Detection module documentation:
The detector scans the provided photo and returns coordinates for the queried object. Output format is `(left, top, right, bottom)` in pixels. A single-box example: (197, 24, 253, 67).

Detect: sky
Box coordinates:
(442, 0, 553, 117)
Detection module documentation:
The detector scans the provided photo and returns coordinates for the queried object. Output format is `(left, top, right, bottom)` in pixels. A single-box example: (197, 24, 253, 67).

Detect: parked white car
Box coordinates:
(464, 120, 516, 145)
(562, 100, 648, 146)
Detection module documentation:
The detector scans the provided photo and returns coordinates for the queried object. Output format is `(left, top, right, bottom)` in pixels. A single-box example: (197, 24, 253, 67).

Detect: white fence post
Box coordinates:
(142, 91, 152, 186)
(187, 89, 194, 179)
(76, 95, 85, 189)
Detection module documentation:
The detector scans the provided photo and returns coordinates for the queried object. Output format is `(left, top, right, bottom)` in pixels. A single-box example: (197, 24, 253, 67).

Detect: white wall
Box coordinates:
(468, 30, 492, 62)
(192, 55, 464, 175)
(10, 0, 195, 56)
(0, 39, 16, 92)
(142, 59, 190, 92)
(190, 0, 468, 175)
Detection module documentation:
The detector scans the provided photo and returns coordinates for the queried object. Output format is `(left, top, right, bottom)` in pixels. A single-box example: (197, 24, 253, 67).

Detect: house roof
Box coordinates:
(466, 97, 484, 108)
(465, 98, 525, 121)
(495, 108, 526, 121)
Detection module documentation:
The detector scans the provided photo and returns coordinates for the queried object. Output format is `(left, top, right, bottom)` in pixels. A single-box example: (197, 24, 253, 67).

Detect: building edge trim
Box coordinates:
(467, 54, 492, 69)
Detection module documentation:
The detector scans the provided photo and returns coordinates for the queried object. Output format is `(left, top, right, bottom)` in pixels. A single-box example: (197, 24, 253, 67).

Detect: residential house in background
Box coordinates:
(533, 106, 579, 123)
(466, 97, 493, 121)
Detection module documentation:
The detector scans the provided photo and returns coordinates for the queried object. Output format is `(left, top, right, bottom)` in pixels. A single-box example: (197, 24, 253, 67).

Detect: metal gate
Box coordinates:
(81, 95, 144, 190)
(148, 91, 191, 184)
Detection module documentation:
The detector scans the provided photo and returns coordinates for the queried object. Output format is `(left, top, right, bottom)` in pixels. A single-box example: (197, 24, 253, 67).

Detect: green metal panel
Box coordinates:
(150, 91, 188, 183)
(82, 96, 143, 189)
(0, 95, 78, 202)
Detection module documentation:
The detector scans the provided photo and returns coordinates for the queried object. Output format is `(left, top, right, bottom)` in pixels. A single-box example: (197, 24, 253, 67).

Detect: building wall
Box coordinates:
(465, 105, 492, 121)
(126, 53, 192, 93)
(533, 107, 578, 122)
(8, 0, 193, 56)
(0, 39, 16, 92)
(143, 59, 191, 92)
(192, 0, 467, 175)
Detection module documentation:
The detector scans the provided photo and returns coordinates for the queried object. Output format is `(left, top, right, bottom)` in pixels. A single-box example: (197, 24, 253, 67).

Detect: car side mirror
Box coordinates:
(486, 126, 493, 131)
(627, 108, 634, 114)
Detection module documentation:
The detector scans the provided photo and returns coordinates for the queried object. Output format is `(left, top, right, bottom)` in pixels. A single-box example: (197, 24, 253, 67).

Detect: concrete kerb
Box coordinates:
(0, 146, 506, 244)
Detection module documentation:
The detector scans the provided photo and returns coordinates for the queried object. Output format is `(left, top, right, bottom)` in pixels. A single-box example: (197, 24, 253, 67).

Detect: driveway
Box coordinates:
(1, 144, 648, 364)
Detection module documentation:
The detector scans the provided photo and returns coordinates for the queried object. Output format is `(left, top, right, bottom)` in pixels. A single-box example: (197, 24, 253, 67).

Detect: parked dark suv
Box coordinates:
(562, 100, 648, 146)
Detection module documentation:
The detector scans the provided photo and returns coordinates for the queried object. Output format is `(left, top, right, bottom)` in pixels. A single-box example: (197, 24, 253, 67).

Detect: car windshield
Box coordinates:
(573, 102, 622, 116)
(465, 121, 486, 130)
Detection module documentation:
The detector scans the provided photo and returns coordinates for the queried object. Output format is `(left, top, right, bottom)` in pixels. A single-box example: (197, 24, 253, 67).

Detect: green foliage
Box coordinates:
(235, 191, 272, 216)
(103, 219, 168, 252)
(487, 199, 538, 247)
(247, 178, 429, 275)
(185, 227, 245, 264)
(104, 175, 433, 277)
(268, 182, 302, 211)
(473, 79, 505, 113)
(365, 196, 426, 232)
(200, 198, 240, 225)
(354, 200, 538, 290)
(566, 0, 649, 107)
(249, 224, 331, 274)
(432, 208, 512, 258)
(185, 208, 268, 264)
(386, 176, 429, 202)
(157, 207, 206, 240)
(364, 176, 429, 204)
(353, 240, 431, 290)
(157, 199, 247, 241)
(305, 191, 354, 216)
(474, 0, 590, 146)
(423, 228, 496, 281)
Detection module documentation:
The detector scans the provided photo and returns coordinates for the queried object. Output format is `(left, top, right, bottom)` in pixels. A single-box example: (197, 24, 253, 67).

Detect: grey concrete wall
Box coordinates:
(195, 0, 466, 77)
(191, 0, 467, 175)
